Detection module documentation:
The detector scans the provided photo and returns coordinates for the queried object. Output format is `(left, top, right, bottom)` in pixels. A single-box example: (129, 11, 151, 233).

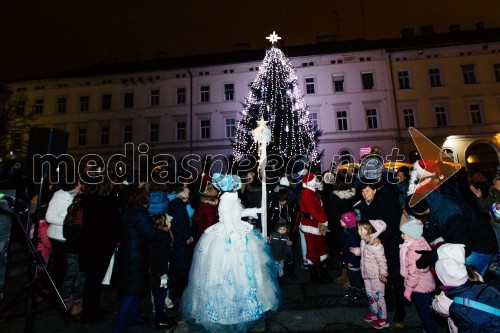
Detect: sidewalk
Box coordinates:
(1, 265, 444, 332)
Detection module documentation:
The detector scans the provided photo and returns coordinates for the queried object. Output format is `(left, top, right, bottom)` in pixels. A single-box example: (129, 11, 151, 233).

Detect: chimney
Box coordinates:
(400, 28, 415, 38)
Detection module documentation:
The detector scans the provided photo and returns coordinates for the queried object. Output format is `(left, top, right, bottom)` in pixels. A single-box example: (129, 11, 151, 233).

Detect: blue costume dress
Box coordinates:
(180, 191, 281, 333)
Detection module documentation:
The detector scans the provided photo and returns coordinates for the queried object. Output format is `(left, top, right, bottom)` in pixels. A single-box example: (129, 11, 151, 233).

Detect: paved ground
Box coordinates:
(0, 264, 448, 333)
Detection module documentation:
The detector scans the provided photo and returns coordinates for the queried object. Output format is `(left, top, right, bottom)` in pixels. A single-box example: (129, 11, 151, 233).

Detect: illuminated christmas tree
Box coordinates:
(233, 32, 322, 167)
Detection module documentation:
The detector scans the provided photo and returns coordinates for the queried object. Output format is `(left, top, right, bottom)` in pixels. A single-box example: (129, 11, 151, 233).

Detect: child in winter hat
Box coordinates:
(341, 212, 357, 228)
(339, 212, 364, 301)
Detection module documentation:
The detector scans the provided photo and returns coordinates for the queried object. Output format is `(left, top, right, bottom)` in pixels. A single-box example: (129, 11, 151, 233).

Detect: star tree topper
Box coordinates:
(252, 117, 271, 143)
(266, 31, 281, 44)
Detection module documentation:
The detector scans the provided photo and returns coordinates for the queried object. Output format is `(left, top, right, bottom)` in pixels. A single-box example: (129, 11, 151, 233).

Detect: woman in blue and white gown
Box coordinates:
(180, 175, 281, 333)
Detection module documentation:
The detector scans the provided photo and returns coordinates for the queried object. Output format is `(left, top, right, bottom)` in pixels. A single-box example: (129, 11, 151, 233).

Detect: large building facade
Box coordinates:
(5, 28, 500, 175)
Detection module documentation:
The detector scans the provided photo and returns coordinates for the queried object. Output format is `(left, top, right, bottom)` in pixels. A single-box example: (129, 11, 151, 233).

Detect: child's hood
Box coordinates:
(408, 237, 431, 252)
(369, 219, 386, 240)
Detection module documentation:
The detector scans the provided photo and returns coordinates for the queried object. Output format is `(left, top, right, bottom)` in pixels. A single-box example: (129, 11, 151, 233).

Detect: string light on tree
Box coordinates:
(233, 32, 322, 165)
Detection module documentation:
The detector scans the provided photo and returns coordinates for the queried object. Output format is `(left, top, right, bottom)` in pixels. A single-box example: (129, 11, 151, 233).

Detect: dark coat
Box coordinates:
(167, 198, 192, 249)
(79, 193, 120, 273)
(117, 203, 171, 296)
(327, 188, 358, 256)
(148, 231, 173, 294)
(358, 191, 402, 277)
(340, 226, 361, 269)
(425, 192, 497, 256)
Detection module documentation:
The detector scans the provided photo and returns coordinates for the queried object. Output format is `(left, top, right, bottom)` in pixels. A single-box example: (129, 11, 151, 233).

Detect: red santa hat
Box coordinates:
(413, 159, 440, 179)
(302, 172, 317, 189)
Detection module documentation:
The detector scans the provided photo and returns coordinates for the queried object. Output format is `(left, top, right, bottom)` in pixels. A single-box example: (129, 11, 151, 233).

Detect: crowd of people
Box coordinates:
(28, 149, 500, 332)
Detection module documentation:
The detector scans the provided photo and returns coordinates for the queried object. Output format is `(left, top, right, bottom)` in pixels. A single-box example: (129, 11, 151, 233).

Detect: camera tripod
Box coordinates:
(0, 180, 76, 332)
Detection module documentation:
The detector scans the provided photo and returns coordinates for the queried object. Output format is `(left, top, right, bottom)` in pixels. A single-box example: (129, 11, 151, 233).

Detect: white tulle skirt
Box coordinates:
(180, 224, 281, 333)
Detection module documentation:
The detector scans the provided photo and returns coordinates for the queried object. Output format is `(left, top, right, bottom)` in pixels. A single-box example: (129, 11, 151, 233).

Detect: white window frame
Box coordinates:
(361, 72, 375, 90)
(468, 103, 483, 125)
(79, 95, 89, 112)
(176, 87, 186, 104)
(397, 70, 412, 89)
(461, 64, 477, 84)
(57, 97, 67, 113)
(309, 112, 319, 129)
(176, 120, 187, 141)
(100, 126, 110, 145)
(224, 83, 235, 101)
(150, 89, 160, 106)
(149, 122, 160, 142)
(304, 77, 316, 94)
(225, 118, 236, 138)
(123, 124, 133, 143)
(428, 68, 443, 87)
(434, 105, 448, 127)
(34, 99, 44, 115)
(332, 74, 345, 92)
(336, 110, 349, 131)
(402, 107, 416, 128)
(200, 85, 210, 103)
(200, 119, 211, 139)
(365, 108, 379, 129)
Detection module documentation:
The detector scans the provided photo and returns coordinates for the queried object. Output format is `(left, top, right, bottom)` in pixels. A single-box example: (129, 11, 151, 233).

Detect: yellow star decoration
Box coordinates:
(266, 31, 281, 44)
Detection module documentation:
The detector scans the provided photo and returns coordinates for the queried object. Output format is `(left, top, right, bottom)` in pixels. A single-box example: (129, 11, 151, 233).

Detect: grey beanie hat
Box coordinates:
(400, 218, 424, 239)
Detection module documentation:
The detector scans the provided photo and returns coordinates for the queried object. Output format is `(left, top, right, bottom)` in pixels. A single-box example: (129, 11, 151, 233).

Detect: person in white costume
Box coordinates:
(180, 173, 281, 333)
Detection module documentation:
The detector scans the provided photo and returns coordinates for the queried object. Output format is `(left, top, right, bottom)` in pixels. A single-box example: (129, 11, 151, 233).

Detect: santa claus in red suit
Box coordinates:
(299, 173, 332, 282)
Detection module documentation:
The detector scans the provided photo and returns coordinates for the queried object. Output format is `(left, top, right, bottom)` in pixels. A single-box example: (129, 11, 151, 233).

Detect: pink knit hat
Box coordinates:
(341, 212, 357, 228)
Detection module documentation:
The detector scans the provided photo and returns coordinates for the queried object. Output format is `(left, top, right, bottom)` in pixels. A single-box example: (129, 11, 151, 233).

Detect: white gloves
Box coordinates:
(242, 207, 264, 219)
(160, 274, 168, 288)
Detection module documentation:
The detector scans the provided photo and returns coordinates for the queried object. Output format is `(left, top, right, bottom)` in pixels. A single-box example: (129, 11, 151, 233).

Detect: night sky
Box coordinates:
(1, 0, 499, 83)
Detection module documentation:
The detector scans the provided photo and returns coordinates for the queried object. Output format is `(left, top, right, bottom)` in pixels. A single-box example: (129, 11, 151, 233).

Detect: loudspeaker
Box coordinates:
(24, 128, 69, 182)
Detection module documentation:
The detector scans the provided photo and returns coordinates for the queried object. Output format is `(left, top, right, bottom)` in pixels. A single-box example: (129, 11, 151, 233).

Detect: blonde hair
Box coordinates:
(151, 213, 174, 245)
(358, 219, 376, 236)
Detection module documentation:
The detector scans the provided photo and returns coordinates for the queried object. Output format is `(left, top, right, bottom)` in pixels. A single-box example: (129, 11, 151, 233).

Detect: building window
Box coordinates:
(461, 64, 477, 84)
(102, 94, 112, 110)
(403, 108, 415, 128)
(225, 118, 236, 138)
(309, 112, 319, 128)
(200, 85, 210, 103)
(200, 119, 210, 139)
(366, 109, 378, 129)
(16, 101, 25, 116)
(435, 106, 448, 127)
(100, 126, 110, 145)
(493, 63, 500, 83)
(150, 89, 160, 106)
(469, 104, 482, 124)
(305, 77, 315, 94)
(361, 72, 374, 90)
(124, 92, 134, 108)
(12, 133, 22, 150)
(429, 68, 442, 87)
(332, 74, 345, 92)
(149, 123, 159, 142)
(123, 125, 133, 143)
(176, 121, 186, 141)
(224, 83, 234, 101)
(80, 95, 89, 112)
(34, 99, 44, 115)
(336, 110, 348, 131)
(57, 97, 67, 113)
(398, 70, 411, 89)
(176, 87, 186, 104)
(78, 128, 87, 146)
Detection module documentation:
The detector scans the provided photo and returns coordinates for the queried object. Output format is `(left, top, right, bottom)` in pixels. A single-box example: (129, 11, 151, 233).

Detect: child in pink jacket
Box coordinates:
(399, 218, 437, 333)
(350, 219, 389, 329)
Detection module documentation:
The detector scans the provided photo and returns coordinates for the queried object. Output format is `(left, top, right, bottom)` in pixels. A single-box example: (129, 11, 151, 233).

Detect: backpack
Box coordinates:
(448, 282, 500, 332)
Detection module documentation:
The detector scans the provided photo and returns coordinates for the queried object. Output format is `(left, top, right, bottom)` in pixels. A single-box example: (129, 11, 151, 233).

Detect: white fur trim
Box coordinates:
(320, 254, 329, 262)
(407, 169, 418, 196)
(300, 224, 323, 235)
(332, 188, 356, 200)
